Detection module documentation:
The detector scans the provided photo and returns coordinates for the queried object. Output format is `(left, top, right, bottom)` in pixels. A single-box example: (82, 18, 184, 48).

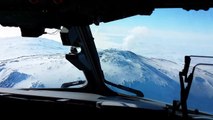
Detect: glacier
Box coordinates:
(0, 37, 212, 113)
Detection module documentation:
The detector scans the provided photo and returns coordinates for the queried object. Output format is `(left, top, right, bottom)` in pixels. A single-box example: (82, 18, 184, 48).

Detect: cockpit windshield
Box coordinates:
(0, 6, 213, 116)
(91, 8, 213, 114)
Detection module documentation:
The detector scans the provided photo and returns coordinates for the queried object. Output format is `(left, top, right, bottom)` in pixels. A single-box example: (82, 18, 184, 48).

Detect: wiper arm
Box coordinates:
(179, 55, 213, 119)
(61, 80, 86, 88)
(104, 80, 144, 97)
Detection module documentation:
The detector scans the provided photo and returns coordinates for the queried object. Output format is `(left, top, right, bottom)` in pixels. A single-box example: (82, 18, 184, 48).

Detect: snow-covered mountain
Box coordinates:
(99, 49, 181, 103)
(0, 37, 85, 88)
(99, 49, 213, 114)
(0, 37, 212, 113)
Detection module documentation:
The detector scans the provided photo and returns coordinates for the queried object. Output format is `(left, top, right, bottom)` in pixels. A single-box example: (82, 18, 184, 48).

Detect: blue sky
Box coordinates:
(0, 8, 213, 63)
(91, 8, 213, 63)
(92, 8, 213, 32)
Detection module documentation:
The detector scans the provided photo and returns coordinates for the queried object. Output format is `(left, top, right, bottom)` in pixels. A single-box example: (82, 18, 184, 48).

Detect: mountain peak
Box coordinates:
(99, 48, 138, 58)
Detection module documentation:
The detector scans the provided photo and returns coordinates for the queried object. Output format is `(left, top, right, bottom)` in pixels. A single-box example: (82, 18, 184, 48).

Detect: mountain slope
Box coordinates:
(99, 49, 180, 103)
(0, 37, 85, 88)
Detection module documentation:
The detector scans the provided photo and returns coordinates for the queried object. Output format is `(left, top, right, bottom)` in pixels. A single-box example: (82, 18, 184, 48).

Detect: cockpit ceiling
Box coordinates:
(0, 0, 212, 28)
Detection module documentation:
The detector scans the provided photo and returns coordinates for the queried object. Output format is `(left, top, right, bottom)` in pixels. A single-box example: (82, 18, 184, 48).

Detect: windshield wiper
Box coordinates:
(61, 80, 86, 88)
(61, 79, 144, 97)
(104, 80, 144, 97)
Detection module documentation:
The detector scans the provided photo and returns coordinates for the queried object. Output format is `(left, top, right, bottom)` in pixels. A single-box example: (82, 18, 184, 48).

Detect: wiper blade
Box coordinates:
(104, 80, 144, 97)
(61, 80, 86, 88)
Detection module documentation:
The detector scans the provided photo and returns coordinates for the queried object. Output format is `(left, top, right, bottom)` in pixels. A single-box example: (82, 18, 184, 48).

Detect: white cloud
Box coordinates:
(92, 30, 121, 50)
(41, 28, 61, 43)
(122, 26, 150, 50)
(0, 26, 62, 43)
(129, 26, 149, 35)
(2, 23, 209, 63)
(0, 26, 21, 38)
(119, 25, 213, 63)
(91, 25, 127, 50)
